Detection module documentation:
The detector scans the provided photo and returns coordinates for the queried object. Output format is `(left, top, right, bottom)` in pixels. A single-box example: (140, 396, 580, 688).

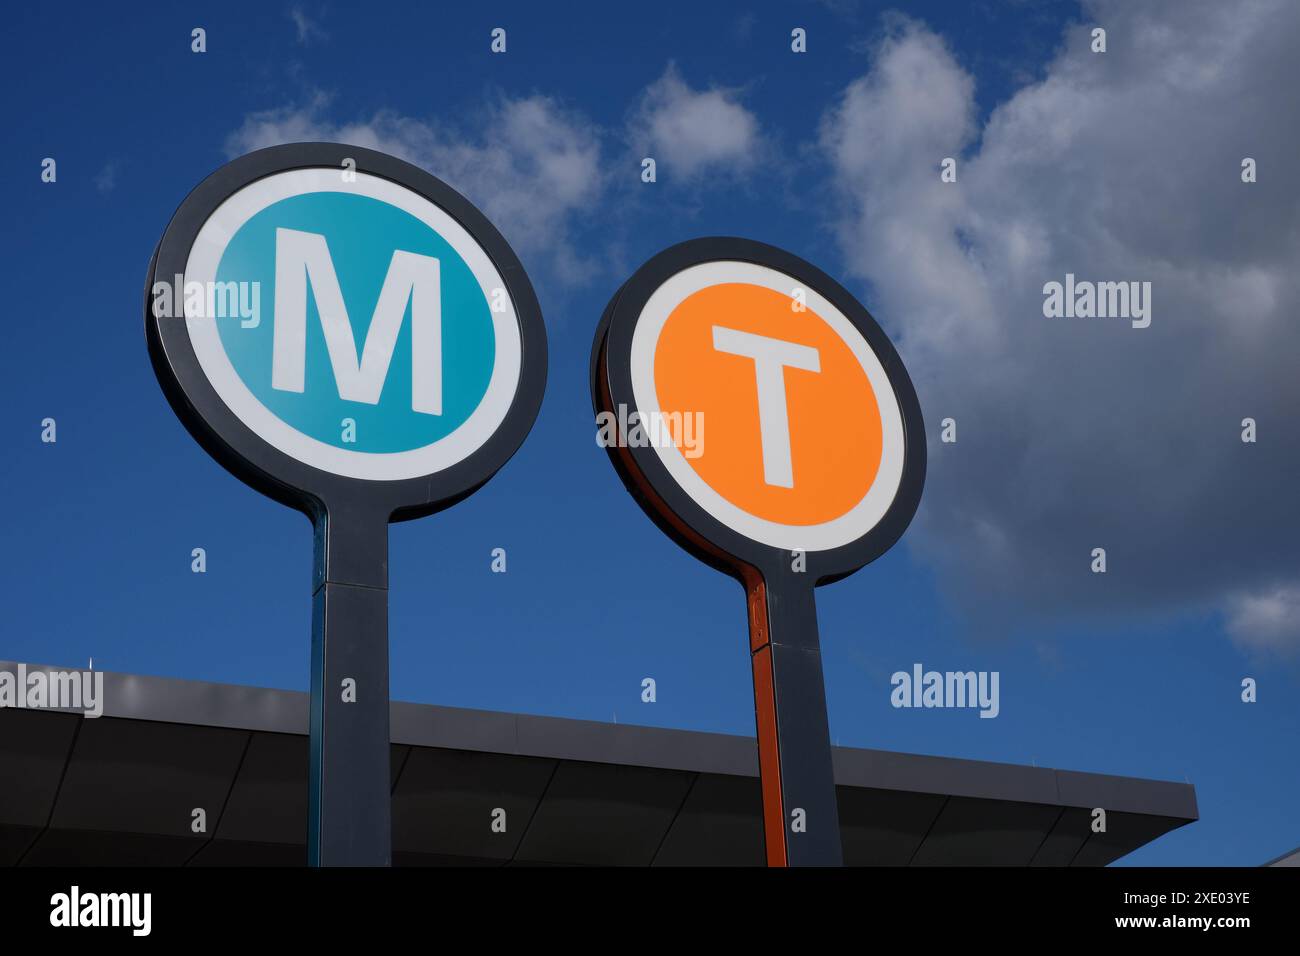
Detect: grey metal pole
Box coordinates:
(308, 505, 391, 866)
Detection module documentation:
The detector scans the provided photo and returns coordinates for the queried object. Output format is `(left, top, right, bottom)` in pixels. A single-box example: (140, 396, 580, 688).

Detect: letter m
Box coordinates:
(272, 227, 441, 415)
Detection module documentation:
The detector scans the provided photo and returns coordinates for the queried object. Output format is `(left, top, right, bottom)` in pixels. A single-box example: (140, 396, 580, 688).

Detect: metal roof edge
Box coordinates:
(0, 661, 1198, 821)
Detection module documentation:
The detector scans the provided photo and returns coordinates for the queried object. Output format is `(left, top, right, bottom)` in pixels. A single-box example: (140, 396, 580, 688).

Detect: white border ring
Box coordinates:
(183, 168, 522, 482)
(628, 261, 905, 553)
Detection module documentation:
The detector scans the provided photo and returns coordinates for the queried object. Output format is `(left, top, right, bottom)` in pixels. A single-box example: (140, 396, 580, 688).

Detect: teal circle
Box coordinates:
(213, 191, 495, 454)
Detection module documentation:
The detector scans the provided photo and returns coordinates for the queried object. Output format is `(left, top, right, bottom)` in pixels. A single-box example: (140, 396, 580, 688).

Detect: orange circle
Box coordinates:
(653, 283, 882, 526)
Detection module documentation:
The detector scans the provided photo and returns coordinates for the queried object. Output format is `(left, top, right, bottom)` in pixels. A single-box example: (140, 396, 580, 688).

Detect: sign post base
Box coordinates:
(746, 568, 843, 866)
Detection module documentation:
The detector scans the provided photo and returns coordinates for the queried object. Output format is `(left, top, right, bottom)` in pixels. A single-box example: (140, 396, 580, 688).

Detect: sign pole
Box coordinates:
(746, 567, 843, 866)
(308, 504, 391, 866)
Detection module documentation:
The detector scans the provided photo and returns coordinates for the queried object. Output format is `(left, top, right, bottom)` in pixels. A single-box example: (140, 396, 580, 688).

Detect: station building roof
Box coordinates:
(0, 662, 1197, 866)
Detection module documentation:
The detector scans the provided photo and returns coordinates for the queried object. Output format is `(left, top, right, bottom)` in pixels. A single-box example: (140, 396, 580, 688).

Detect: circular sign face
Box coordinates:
(592, 238, 925, 584)
(147, 143, 546, 520)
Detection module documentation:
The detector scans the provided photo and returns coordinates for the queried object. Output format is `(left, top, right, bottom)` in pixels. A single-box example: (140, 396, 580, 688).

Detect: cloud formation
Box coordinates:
(224, 60, 768, 285)
(1224, 584, 1300, 654)
(226, 93, 606, 283)
(94, 162, 118, 195)
(288, 6, 326, 46)
(630, 64, 763, 179)
(819, 1, 1300, 652)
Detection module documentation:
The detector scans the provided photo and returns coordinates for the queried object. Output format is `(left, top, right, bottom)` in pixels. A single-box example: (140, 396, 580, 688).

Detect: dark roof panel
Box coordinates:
(0, 663, 1197, 866)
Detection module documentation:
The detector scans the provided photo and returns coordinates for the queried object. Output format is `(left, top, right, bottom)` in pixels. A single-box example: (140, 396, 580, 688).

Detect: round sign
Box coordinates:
(147, 143, 546, 520)
(591, 238, 925, 584)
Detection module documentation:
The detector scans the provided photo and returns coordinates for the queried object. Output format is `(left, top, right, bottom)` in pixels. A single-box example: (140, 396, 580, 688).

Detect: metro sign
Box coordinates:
(146, 143, 546, 866)
(159, 159, 528, 484)
(591, 238, 925, 867)
(625, 258, 910, 553)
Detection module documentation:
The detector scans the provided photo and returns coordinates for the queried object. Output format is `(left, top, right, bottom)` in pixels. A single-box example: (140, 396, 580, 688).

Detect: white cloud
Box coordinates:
(1224, 585, 1300, 654)
(819, 24, 985, 359)
(225, 93, 606, 284)
(94, 162, 118, 195)
(289, 7, 326, 45)
(818, 2, 1300, 646)
(224, 65, 765, 283)
(631, 64, 762, 179)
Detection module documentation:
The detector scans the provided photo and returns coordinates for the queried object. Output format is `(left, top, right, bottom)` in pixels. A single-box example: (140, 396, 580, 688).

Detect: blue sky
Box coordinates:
(3, 0, 1297, 866)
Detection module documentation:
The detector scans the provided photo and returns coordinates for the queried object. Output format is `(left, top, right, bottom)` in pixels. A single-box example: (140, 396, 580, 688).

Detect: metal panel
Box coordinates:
(0, 826, 41, 867)
(911, 797, 1064, 866)
(45, 717, 248, 860)
(22, 829, 205, 867)
(838, 786, 948, 866)
(1030, 807, 1087, 867)
(1070, 811, 1188, 867)
(653, 773, 764, 866)
(0, 710, 80, 829)
(1056, 768, 1199, 819)
(212, 732, 308, 846)
(834, 746, 1060, 805)
(390, 700, 519, 753)
(391, 747, 555, 861)
(514, 761, 693, 865)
